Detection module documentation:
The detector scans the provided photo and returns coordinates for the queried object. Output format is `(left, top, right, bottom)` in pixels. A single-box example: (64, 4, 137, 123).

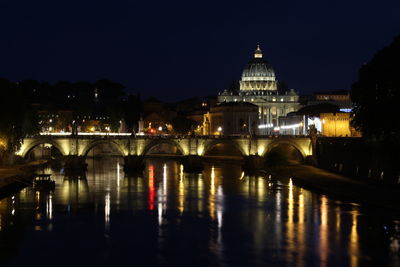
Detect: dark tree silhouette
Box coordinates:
(94, 79, 125, 104)
(0, 79, 39, 154)
(351, 35, 400, 142)
(296, 103, 340, 117)
(123, 94, 143, 133)
(351, 35, 400, 182)
(170, 116, 197, 134)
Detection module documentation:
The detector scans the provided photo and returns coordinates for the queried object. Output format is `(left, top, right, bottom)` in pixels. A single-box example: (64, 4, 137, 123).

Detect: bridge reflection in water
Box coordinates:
(0, 158, 398, 266)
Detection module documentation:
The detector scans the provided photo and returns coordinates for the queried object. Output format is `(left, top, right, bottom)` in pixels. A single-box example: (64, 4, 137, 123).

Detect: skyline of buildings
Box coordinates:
(1, 45, 358, 138)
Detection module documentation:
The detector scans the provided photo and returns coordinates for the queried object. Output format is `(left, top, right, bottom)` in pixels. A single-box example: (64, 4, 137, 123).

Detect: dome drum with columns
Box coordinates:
(239, 45, 278, 91)
(218, 45, 300, 133)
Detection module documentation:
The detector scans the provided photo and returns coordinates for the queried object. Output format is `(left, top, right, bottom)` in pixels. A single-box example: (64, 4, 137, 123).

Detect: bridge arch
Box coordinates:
(201, 139, 246, 157)
(264, 140, 305, 161)
(142, 140, 185, 156)
(81, 139, 127, 157)
(21, 139, 66, 158)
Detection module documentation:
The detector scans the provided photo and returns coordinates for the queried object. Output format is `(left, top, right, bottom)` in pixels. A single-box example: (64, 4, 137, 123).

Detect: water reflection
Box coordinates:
(298, 190, 305, 267)
(287, 178, 295, 264)
(319, 195, 329, 267)
(350, 210, 359, 267)
(148, 164, 155, 211)
(178, 164, 184, 214)
(105, 191, 110, 231)
(0, 158, 398, 266)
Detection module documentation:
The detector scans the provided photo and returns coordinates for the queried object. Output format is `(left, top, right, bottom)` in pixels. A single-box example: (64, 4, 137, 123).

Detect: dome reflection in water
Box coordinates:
(0, 157, 399, 266)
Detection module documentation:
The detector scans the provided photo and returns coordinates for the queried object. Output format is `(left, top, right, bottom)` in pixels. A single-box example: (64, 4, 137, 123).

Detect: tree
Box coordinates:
(123, 94, 143, 133)
(351, 36, 400, 182)
(170, 116, 197, 134)
(94, 79, 125, 105)
(351, 35, 400, 142)
(296, 103, 340, 117)
(0, 79, 39, 155)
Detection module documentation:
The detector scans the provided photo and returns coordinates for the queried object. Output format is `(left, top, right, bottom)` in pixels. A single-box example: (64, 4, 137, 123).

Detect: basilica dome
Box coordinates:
(239, 45, 278, 91)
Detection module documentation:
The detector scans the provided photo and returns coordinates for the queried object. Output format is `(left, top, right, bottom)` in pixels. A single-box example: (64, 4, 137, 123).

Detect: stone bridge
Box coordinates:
(17, 134, 313, 159)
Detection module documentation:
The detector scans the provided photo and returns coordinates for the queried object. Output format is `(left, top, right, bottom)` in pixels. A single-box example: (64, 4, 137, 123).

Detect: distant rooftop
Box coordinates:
(314, 90, 350, 95)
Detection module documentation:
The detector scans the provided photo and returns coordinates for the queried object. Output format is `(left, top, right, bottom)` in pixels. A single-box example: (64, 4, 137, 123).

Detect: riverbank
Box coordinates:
(0, 160, 47, 198)
(266, 163, 400, 212)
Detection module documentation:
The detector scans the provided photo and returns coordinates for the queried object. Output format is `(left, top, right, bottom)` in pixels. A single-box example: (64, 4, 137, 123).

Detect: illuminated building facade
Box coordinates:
(38, 110, 116, 133)
(218, 45, 300, 135)
(142, 98, 176, 134)
(308, 90, 353, 112)
(291, 90, 360, 137)
(38, 110, 73, 133)
(201, 102, 259, 136)
(320, 113, 361, 137)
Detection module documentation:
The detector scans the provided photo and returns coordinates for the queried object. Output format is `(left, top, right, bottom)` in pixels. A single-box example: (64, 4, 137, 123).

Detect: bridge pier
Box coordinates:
(242, 155, 264, 173)
(63, 155, 88, 173)
(123, 155, 145, 173)
(182, 155, 204, 173)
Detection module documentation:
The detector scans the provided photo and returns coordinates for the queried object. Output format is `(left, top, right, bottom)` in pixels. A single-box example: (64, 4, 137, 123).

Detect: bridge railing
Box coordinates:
(30, 133, 311, 139)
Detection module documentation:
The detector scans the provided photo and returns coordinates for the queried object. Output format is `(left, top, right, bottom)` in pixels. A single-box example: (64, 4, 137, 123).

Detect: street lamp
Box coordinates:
(217, 126, 222, 135)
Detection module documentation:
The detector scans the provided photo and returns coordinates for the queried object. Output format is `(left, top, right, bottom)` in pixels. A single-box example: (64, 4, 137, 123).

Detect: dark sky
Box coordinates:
(1, 0, 399, 102)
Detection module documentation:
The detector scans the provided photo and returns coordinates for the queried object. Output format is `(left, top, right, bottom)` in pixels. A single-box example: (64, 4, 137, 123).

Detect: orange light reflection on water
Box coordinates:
(148, 165, 155, 211)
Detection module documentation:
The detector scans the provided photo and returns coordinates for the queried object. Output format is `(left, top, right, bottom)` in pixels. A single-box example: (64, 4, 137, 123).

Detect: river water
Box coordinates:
(0, 158, 399, 267)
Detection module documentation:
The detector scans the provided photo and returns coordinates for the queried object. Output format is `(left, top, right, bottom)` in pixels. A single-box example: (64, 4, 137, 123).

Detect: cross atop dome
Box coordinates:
(254, 44, 263, 58)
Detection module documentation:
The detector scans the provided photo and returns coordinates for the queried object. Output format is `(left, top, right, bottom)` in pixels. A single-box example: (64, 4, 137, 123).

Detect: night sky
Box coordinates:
(1, 0, 399, 102)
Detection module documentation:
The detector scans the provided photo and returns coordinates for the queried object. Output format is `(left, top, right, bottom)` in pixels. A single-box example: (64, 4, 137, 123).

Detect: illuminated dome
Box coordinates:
(240, 45, 278, 91)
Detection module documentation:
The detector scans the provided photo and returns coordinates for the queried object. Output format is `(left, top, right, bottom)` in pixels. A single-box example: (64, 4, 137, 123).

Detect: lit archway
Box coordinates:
(143, 141, 184, 156)
(24, 142, 64, 160)
(265, 142, 304, 163)
(203, 140, 245, 158)
(82, 140, 126, 157)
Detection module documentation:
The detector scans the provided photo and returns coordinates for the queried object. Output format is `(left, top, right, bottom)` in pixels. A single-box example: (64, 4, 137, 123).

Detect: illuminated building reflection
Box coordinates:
(60, 176, 90, 209)
(319, 195, 329, 267)
(157, 164, 168, 226)
(349, 209, 360, 267)
(197, 173, 204, 213)
(209, 166, 216, 220)
(35, 191, 41, 221)
(275, 188, 282, 250)
(0, 158, 396, 266)
(116, 160, 122, 205)
(148, 164, 155, 211)
(216, 185, 223, 230)
(46, 193, 53, 221)
(105, 192, 110, 231)
(178, 164, 185, 214)
(208, 166, 224, 230)
(286, 178, 295, 263)
(297, 190, 305, 267)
